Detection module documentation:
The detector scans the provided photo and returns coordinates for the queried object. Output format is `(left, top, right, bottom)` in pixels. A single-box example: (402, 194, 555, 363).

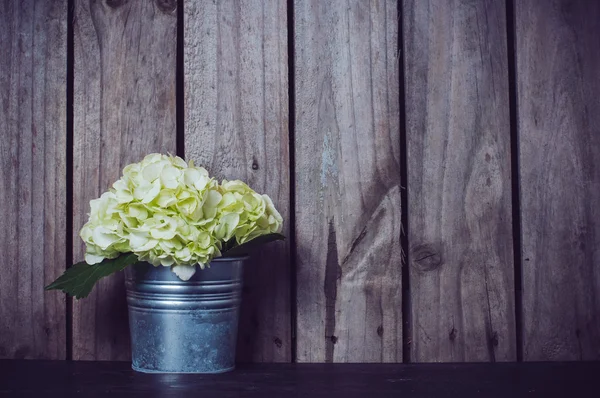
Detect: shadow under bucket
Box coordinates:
(125, 257, 245, 373)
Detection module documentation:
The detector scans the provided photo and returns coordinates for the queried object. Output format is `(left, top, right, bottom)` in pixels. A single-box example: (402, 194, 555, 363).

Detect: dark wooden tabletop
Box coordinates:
(0, 360, 599, 397)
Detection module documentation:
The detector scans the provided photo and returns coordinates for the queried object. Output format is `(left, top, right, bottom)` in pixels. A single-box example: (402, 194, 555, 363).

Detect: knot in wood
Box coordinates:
(490, 332, 499, 347)
(411, 243, 442, 272)
(105, 0, 127, 9)
(449, 327, 457, 341)
(155, 0, 177, 14)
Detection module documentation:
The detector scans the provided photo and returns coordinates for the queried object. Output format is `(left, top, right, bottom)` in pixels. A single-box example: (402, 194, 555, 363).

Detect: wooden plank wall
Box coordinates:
(404, 0, 515, 362)
(0, 0, 67, 359)
(72, 0, 177, 360)
(1, 0, 599, 362)
(294, 0, 402, 362)
(516, 0, 600, 361)
(183, 0, 290, 362)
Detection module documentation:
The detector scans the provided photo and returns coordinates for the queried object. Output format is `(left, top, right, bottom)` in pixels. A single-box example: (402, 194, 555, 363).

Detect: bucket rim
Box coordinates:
(210, 254, 249, 262)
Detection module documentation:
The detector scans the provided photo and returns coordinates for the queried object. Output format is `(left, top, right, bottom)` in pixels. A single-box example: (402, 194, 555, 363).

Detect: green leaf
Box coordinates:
(222, 233, 285, 257)
(45, 253, 138, 299)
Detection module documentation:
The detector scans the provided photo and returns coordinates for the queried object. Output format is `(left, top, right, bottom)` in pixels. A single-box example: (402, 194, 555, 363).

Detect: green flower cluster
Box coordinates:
(80, 154, 283, 280)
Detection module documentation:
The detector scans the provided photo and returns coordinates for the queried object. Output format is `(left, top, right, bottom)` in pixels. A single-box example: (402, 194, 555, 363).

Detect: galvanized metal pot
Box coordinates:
(125, 257, 245, 374)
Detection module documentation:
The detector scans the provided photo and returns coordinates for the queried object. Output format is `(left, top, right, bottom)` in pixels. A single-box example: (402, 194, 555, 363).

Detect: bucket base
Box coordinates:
(132, 364, 235, 374)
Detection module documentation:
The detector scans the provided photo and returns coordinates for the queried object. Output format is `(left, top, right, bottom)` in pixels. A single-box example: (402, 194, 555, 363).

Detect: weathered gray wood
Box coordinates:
(295, 0, 402, 363)
(517, 0, 600, 361)
(184, 0, 290, 362)
(404, 0, 516, 362)
(73, 0, 177, 360)
(0, 0, 67, 359)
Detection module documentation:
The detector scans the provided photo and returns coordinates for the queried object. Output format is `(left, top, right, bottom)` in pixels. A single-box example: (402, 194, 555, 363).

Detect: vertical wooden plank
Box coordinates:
(184, 0, 290, 362)
(295, 0, 402, 362)
(404, 0, 516, 362)
(73, 0, 177, 360)
(517, 0, 600, 361)
(0, 0, 67, 359)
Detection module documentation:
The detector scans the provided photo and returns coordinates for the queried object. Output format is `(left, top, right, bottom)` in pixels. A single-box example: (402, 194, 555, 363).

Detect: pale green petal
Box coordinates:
(142, 160, 166, 182)
(253, 214, 267, 228)
(193, 175, 210, 192)
(175, 247, 192, 263)
(137, 251, 161, 267)
(219, 192, 237, 208)
(88, 197, 106, 219)
(183, 167, 202, 187)
(129, 231, 150, 250)
(113, 179, 126, 190)
(149, 216, 177, 240)
(172, 264, 196, 281)
(115, 190, 134, 204)
(112, 240, 131, 253)
(242, 193, 259, 210)
(157, 189, 177, 208)
(170, 155, 188, 169)
(159, 255, 175, 267)
(216, 212, 240, 241)
(133, 181, 152, 200)
(176, 219, 192, 237)
(139, 180, 161, 204)
(202, 191, 221, 220)
(204, 190, 222, 208)
(160, 165, 181, 189)
(177, 196, 199, 218)
(80, 224, 93, 242)
(136, 239, 158, 252)
(235, 223, 258, 244)
(263, 194, 283, 232)
(221, 179, 251, 193)
(159, 238, 183, 251)
(92, 226, 121, 250)
(177, 188, 192, 200)
(128, 204, 148, 220)
(85, 252, 105, 265)
(119, 214, 138, 229)
(181, 197, 198, 217)
(151, 229, 176, 240)
(196, 231, 212, 249)
(122, 163, 140, 177)
(141, 153, 163, 165)
(190, 199, 204, 221)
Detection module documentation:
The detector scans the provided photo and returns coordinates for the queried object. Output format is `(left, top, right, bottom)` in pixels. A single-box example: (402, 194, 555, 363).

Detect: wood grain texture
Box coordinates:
(517, 0, 600, 361)
(0, 0, 67, 359)
(73, 0, 177, 360)
(184, 0, 290, 362)
(295, 0, 402, 362)
(404, 0, 515, 362)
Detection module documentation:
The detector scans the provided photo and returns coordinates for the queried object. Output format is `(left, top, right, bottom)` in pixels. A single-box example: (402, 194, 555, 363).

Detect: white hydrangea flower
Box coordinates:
(79, 153, 283, 280)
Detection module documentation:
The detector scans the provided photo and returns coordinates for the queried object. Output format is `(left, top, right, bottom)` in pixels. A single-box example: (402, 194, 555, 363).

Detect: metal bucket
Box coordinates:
(125, 257, 245, 373)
